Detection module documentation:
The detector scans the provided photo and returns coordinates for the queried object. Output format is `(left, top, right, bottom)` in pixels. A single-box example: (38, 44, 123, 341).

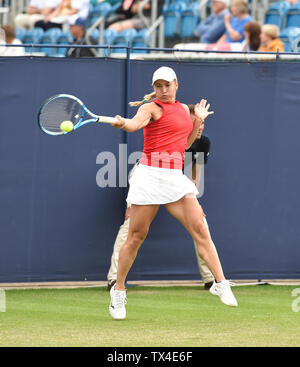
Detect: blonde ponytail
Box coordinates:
(129, 91, 156, 107)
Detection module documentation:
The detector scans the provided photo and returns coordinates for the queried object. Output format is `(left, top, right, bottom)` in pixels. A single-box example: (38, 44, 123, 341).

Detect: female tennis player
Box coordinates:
(109, 66, 238, 319)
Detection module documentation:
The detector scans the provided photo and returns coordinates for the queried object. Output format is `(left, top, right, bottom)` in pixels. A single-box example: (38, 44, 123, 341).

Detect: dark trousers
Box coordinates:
(34, 20, 63, 31)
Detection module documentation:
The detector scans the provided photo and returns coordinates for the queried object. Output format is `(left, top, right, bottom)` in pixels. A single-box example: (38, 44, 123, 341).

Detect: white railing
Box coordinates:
(145, 14, 165, 48)
(85, 15, 106, 56)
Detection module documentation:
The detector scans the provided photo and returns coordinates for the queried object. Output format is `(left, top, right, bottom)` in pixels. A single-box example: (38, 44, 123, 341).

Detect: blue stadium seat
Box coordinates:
(55, 30, 73, 57)
(180, 2, 200, 38)
(91, 28, 100, 42)
(283, 2, 300, 29)
(265, 1, 291, 29)
(92, 2, 112, 16)
(291, 33, 300, 51)
(22, 27, 44, 43)
(31, 27, 44, 40)
(44, 27, 63, 40)
(104, 28, 118, 44)
(87, 29, 117, 56)
(101, 29, 118, 56)
(173, 0, 191, 4)
(87, 1, 116, 26)
(131, 28, 150, 53)
(87, 15, 99, 26)
(279, 26, 300, 51)
(15, 27, 27, 42)
(163, 1, 187, 38)
(39, 28, 62, 56)
(90, 28, 116, 43)
(21, 27, 44, 52)
(162, 0, 171, 13)
(61, 29, 73, 41)
(112, 29, 137, 53)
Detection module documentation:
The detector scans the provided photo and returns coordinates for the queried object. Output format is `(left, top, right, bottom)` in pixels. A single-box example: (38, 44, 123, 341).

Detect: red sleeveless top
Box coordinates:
(140, 99, 193, 169)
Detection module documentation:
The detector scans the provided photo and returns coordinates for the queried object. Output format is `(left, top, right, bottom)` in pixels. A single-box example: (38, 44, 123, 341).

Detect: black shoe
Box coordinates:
(204, 281, 214, 290)
(107, 279, 116, 291)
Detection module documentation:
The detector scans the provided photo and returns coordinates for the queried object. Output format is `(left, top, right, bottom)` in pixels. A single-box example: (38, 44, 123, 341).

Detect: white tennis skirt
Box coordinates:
(126, 163, 199, 205)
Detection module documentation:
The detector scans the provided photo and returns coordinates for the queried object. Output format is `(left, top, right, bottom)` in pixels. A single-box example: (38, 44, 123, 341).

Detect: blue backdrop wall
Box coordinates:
(0, 56, 299, 282)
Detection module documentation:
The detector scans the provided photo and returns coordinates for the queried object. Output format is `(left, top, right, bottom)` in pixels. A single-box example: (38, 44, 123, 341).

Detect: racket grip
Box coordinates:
(97, 116, 118, 124)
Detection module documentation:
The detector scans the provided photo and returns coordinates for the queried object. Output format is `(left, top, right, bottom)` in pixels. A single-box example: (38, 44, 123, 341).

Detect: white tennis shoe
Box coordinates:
(209, 280, 238, 307)
(109, 284, 127, 320)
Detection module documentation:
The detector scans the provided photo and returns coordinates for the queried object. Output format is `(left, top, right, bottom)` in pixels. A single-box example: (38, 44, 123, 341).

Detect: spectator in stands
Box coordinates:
(241, 21, 261, 51)
(105, 0, 138, 28)
(216, 0, 252, 46)
(0, 25, 26, 56)
(66, 18, 94, 57)
(258, 24, 284, 53)
(194, 0, 230, 44)
(35, 0, 90, 31)
(14, 0, 60, 30)
(106, 0, 164, 32)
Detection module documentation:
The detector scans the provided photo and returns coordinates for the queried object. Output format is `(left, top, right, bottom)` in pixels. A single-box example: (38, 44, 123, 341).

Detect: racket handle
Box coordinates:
(97, 115, 118, 124)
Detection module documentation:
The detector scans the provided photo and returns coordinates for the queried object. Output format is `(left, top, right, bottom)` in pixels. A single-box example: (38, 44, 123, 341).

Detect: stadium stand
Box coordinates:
(14, 27, 27, 41)
(131, 28, 151, 52)
(39, 27, 62, 56)
(103, 27, 118, 43)
(6, 0, 300, 55)
(264, 0, 291, 29)
(282, 1, 300, 28)
(163, 1, 187, 38)
(87, 1, 113, 27)
(55, 29, 74, 56)
(279, 25, 300, 51)
(21, 26, 43, 52)
(291, 31, 300, 50)
(111, 28, 137, 53)
(180, 1, 200, 39)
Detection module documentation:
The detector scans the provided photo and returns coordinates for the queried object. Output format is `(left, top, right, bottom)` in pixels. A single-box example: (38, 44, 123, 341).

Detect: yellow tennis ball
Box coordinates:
(60, 120, 74, 132)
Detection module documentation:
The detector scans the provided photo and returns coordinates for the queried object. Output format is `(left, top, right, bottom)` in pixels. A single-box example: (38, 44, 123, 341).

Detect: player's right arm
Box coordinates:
(112, 103, 154, 132)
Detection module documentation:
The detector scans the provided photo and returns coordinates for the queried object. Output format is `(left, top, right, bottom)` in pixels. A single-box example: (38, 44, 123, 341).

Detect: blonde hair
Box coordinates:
(261, 24, 279, 40)
(231, 0, 248, 14)
(129, 91, 156, 107)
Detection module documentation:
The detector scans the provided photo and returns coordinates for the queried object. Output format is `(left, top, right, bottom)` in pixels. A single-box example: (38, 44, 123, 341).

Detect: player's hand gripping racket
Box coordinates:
(38, 94, 117, 136)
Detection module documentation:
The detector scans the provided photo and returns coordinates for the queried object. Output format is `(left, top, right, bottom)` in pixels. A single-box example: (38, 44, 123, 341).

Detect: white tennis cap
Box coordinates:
(152, 66, 177, 85)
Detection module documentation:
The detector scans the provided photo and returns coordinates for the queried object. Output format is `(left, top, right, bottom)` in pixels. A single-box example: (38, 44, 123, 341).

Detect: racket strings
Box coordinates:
(39, 97, 82, 135)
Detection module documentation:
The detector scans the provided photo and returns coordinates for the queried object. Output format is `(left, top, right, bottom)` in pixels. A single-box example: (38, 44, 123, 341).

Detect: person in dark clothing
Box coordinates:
(105, 0, 137, 28)
(106, 0, 164, 32)
(66, 17, 94, 57)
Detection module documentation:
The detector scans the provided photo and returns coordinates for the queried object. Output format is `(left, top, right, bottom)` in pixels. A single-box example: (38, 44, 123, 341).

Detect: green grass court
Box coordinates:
(0, 285, 299, 347)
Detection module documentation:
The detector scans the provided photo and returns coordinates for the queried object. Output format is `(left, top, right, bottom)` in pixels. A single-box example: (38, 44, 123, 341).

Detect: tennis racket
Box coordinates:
(38, 94, 117, 136)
